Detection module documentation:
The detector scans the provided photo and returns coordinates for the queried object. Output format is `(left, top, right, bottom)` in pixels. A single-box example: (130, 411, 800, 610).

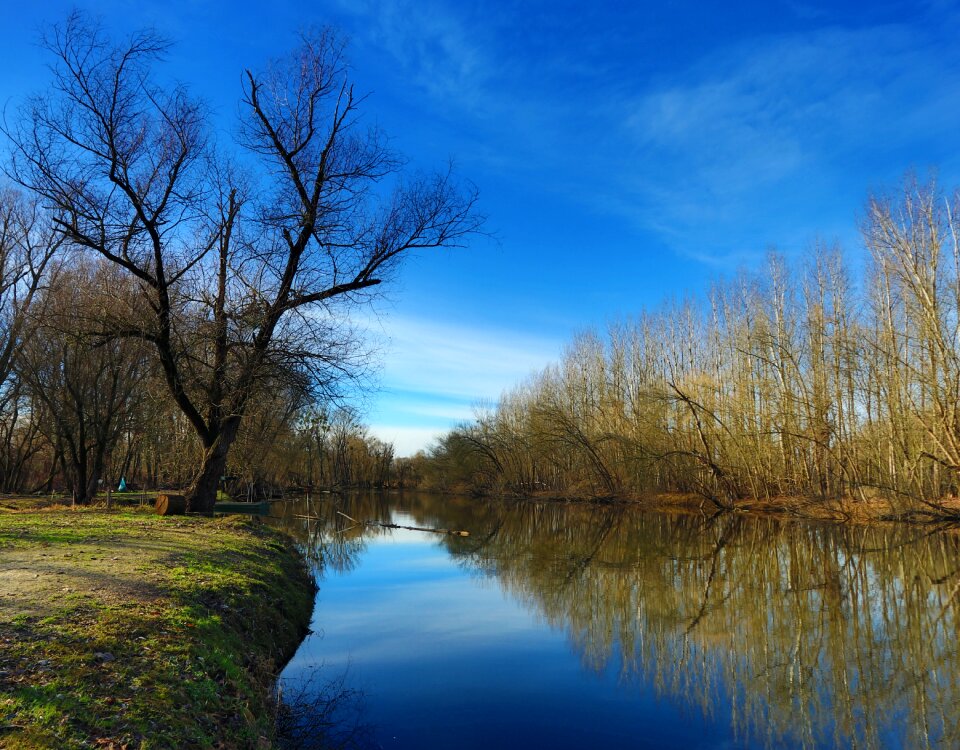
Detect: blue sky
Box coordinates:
(3, 0, 960, 454)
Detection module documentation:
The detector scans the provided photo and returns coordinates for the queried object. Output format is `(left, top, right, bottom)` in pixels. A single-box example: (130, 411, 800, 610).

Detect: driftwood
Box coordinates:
(336, 511, 469, 537)
(155, 493, 187, 516)
(372, 521, 470, 537)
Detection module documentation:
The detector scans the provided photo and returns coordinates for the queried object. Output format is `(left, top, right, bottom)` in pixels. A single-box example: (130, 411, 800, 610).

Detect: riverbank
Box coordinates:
(430, 484, 960, 525)
(0, 501, 315, 749)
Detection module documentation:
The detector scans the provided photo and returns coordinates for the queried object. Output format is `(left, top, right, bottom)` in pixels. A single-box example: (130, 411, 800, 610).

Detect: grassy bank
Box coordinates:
(0, 501, 315, 749)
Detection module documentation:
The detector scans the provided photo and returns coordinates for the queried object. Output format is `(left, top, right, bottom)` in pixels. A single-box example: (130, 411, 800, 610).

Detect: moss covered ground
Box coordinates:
(0, 500, 315, 749)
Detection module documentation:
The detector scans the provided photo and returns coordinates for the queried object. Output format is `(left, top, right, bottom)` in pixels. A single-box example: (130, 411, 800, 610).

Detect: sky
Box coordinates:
(2, 0, 960, 455)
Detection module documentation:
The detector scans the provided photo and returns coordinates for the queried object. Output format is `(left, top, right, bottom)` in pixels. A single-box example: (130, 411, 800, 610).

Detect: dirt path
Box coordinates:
(0, 518, 173, 620)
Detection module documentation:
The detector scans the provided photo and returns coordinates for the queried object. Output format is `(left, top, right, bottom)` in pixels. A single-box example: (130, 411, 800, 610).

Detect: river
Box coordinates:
(272, 492, 960, 749)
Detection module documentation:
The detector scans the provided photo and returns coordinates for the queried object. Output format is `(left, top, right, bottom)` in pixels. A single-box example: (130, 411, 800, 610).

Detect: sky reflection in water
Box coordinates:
(278, 495, 949, 749)
(285, 528, 745, 749)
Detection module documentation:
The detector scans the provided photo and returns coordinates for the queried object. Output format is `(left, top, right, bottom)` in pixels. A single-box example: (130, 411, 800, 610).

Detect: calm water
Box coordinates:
(273, 492, 960, 749)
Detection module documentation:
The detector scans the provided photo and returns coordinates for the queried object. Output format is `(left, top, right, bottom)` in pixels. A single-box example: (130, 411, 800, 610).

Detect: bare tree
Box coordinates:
(0, 189, 60, 490)
(6, 14, 482, 511)
(17, 261, 150, 503)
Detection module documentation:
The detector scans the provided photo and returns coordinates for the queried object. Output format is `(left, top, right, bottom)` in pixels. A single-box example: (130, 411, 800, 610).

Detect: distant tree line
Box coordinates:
(423, 181, 960, 516)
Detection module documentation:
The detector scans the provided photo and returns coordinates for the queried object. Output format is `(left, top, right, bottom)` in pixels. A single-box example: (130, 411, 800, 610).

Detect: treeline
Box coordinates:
(426, 182, 960, 514)
(0, 192, 397, 502)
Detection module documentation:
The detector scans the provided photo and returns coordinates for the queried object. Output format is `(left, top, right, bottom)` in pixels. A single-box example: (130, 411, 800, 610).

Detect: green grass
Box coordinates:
(0, 506, 315, 749)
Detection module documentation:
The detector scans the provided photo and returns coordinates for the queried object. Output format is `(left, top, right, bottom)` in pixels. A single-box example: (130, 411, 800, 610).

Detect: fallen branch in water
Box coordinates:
(336, 511, 469, 536)
(368, 521, 470, 537)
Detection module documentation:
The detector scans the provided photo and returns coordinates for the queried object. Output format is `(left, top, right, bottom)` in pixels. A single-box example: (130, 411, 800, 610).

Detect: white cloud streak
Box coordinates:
(332, 0, 493, 113)
(365, 313, 562, 402)
(359, 313, 563, 455)
(367, 426, 448, 458)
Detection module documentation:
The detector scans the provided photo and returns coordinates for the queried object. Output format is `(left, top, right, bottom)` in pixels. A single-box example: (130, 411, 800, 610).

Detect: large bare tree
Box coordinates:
(6, 14, 482, 511)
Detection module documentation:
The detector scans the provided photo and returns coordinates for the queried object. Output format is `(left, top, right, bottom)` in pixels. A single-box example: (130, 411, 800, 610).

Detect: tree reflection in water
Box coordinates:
(277, 493, 960, 749)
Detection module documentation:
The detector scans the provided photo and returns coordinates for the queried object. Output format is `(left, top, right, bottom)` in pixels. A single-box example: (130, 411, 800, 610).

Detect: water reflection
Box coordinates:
(276, 493, 960, 749)
(276, 667, 372, 750)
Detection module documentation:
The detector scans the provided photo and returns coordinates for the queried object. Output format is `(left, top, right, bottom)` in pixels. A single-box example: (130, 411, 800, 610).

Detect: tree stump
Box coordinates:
(155, 493, 187, 516)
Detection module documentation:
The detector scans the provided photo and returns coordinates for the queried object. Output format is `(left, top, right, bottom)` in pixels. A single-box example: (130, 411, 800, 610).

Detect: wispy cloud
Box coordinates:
(328, 0, 585, 179)
(359, 313, 562, 455)
(602, 20, 960, 263)
(363, 313, 562, 402)
(335, 1, 960, 271)
(397, 402, 478, 421)
(332, 0, 494, 113)
(367, 425, 447, 457)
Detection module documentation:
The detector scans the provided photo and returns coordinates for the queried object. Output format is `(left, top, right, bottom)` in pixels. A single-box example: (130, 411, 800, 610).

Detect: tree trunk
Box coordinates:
(156, 493, 187, 515)
(186, 419, 240, 513)
(84, 465, 102, 506)
(70, 449, 93, 505)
